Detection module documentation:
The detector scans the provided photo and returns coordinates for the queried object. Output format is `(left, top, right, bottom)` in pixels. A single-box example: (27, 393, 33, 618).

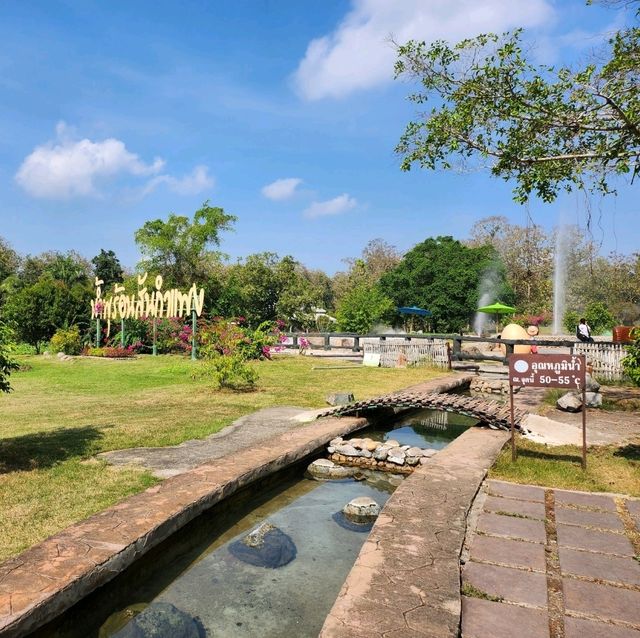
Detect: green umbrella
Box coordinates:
(477, 302, 516, 332)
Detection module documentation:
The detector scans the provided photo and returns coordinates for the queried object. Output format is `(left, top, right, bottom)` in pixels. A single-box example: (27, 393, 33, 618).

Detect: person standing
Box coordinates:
(576, 318, 594, 343)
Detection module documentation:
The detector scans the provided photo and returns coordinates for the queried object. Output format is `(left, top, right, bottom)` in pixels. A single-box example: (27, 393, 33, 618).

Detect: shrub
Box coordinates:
(195, 354, 258, 390)
(585, 302, 615, 335)
(49, 326, 83, 355)
(622, 329, 640, 387)
(84, 346, 137, 358)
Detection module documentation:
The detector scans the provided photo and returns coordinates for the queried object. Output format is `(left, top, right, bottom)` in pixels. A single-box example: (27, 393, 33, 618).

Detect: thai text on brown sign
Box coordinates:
(508, 354, 586, 389)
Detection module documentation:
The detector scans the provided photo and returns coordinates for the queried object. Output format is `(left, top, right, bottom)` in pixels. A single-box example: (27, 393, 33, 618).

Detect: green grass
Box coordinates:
(490, 437, 640, 496)
(0, 354, 443, 560)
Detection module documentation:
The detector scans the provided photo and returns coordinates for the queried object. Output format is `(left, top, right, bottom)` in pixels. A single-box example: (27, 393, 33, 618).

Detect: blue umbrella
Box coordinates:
(397, 306, 432, 317)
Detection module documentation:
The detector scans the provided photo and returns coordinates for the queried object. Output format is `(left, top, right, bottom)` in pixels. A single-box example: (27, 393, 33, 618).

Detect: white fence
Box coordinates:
(363, 339, 450, 369)
(573, 342, 628, 381)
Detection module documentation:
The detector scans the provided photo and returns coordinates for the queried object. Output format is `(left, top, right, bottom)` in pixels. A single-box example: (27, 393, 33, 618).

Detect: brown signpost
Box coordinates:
(508, 353, 587, 468)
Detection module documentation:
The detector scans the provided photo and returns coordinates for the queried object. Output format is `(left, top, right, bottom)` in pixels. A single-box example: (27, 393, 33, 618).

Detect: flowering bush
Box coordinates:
(197, 318, 286, 361)
(50, 326, 83, 355)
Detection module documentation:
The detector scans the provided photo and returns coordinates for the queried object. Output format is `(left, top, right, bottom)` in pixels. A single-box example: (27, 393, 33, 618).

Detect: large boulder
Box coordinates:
(584, 391, 602, 408)
(585, 373, 601, 392)
(229, 522, 296, 568)
(556, 392, 583, 412)
(112, 602, 205, 638)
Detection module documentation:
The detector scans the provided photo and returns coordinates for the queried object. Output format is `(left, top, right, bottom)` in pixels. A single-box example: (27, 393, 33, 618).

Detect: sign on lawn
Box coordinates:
(509, 353, 586, 390)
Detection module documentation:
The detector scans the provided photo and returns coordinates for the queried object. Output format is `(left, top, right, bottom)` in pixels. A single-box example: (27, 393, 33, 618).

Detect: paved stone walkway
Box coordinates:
(462, 479, 640, 638)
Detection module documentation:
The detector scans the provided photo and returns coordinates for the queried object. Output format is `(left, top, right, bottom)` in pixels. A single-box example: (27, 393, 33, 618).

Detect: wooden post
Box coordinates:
(582, 385, 587, 470)
(324, 334, 331, 350)
(509, 384, 517, 462)
(352, 336, 360, 353)
(452, 336, 461, 361)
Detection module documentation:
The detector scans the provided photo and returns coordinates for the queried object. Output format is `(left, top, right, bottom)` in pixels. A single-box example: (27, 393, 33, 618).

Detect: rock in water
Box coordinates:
(306, 458, 356, 480)
(229, 522, 296, 568)
(112, 602, 205, 638)
(342, 497, 381, 523)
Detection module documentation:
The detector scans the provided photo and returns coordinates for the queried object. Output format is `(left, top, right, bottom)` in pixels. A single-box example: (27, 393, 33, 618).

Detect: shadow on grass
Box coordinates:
(516, 447, 583, 464)
(0, 425, 108, 473)
(613, 443, 640, 461)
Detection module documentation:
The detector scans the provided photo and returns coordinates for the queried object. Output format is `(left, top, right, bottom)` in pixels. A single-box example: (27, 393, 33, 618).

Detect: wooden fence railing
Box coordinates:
(282, 332, 629, 379)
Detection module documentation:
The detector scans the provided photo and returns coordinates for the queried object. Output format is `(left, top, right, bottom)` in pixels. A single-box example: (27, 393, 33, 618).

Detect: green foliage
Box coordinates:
(197, 318, 285, 361)
(84, 346, 137, 358)
(379, 236, 513, 332)
(622, 330, 640, 387)
(395, 24, 640, 203)
(0, 322, 19, 393)
(563, 310, 580, 335)
(336, 284, 395, 333)
(2, 277, 92, 352)
(49, 326, 82, 355)
(91, 249, 123, 287)
(194, 355, 257, 390)
(585, 302, 615, 335)
(135, 201, 236, 287)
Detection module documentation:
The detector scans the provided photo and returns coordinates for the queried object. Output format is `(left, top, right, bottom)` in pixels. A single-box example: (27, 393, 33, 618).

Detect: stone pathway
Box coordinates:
(462, 479, 640, 638)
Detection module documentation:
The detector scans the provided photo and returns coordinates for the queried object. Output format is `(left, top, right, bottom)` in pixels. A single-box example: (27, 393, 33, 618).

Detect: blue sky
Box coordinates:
(0, 0, 637, 275)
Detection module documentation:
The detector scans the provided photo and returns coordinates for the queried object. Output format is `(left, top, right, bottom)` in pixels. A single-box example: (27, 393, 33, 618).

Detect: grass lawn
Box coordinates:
(0, 354, 443, 561)
(490, 437, 640, 497)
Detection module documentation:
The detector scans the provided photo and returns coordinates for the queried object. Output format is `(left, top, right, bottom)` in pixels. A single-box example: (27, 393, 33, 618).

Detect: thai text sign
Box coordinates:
(91, 273, 205, 330)
(509, 354, 586, 389)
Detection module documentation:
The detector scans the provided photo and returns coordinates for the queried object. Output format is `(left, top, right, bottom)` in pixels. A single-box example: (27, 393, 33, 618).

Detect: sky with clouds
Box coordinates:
(0, 0, 637, 274)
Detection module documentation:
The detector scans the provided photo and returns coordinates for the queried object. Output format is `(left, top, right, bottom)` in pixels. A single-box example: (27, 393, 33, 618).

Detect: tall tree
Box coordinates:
(380, 236, 512, 332)
(394, 15, 640, 203)
(91, 249, 124, 288)
(135, 201, 236, 287)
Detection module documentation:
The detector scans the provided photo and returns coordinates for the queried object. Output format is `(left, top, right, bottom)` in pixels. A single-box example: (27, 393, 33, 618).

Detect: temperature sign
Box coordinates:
(508, 353, 586, 389)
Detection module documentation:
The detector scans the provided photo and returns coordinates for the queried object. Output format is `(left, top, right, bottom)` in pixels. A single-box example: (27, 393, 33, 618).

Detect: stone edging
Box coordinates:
(319, 427, 510, 638)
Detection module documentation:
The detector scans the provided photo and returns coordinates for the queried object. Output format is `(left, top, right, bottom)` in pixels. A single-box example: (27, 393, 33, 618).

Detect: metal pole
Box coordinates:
(121, 318, 125, 348)
(509, 384, 517, 462)
(582, 385, 587, 470)
(191, 309, 197, 360)
(96, 318, 100, 348)
(152, 318, 157, 356)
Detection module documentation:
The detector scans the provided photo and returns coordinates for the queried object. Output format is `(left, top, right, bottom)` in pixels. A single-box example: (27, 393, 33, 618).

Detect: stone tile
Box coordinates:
(559, 547, 640, 585)
(554, 490, 617, 512)
(557, 524, 634, 556)
(485, 480, 546, 503)
(627, 499, 640, 528)
(476, 512, 547, 543)
(469, 535, 546, 572)
(565, 615, 640, 638)
(463, 562, 548, 608)
(555, 507, 623, 531)
(483, 495, 546, 520)
(564, 578, 640, 625)
(461, 596, 549, 638)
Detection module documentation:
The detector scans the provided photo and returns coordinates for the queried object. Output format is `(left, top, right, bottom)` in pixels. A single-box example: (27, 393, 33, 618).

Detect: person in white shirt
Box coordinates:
(577, 318, 594, 343)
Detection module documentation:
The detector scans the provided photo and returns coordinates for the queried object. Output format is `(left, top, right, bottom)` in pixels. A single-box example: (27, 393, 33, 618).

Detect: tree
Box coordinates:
(468, 216, 553, 314)
(92, 249, 124, 288)
(0, 237, 19, 286)
(135, 201, 236, 287)
(394, 19, 640, 203)
(379, 236, 513, 332)
(3, 277, 92, 352)
(0, 321, 18, 393)
(335, 284, 395, 334)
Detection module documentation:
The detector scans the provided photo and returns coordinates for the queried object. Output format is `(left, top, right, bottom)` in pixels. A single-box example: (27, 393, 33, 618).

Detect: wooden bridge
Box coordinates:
(319, 391, 527, 431)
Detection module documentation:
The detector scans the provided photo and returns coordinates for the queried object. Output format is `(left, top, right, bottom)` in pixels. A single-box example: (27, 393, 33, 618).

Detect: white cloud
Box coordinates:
(261, 177, 303, 201)
(16, 121, 165, 198)
(293, 0, 555, 100)
(142, 165, 214, 196)
(304, 193, 357, 219)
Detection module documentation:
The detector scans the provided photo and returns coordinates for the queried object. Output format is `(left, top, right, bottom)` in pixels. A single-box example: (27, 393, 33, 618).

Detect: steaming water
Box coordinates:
(553, 226, 570, 334)
(473, 263, 501, 335)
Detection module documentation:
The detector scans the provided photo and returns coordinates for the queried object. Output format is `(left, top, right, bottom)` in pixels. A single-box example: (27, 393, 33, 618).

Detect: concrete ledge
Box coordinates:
(319, 427, 509, 638)
(0, 415, 370, 638)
